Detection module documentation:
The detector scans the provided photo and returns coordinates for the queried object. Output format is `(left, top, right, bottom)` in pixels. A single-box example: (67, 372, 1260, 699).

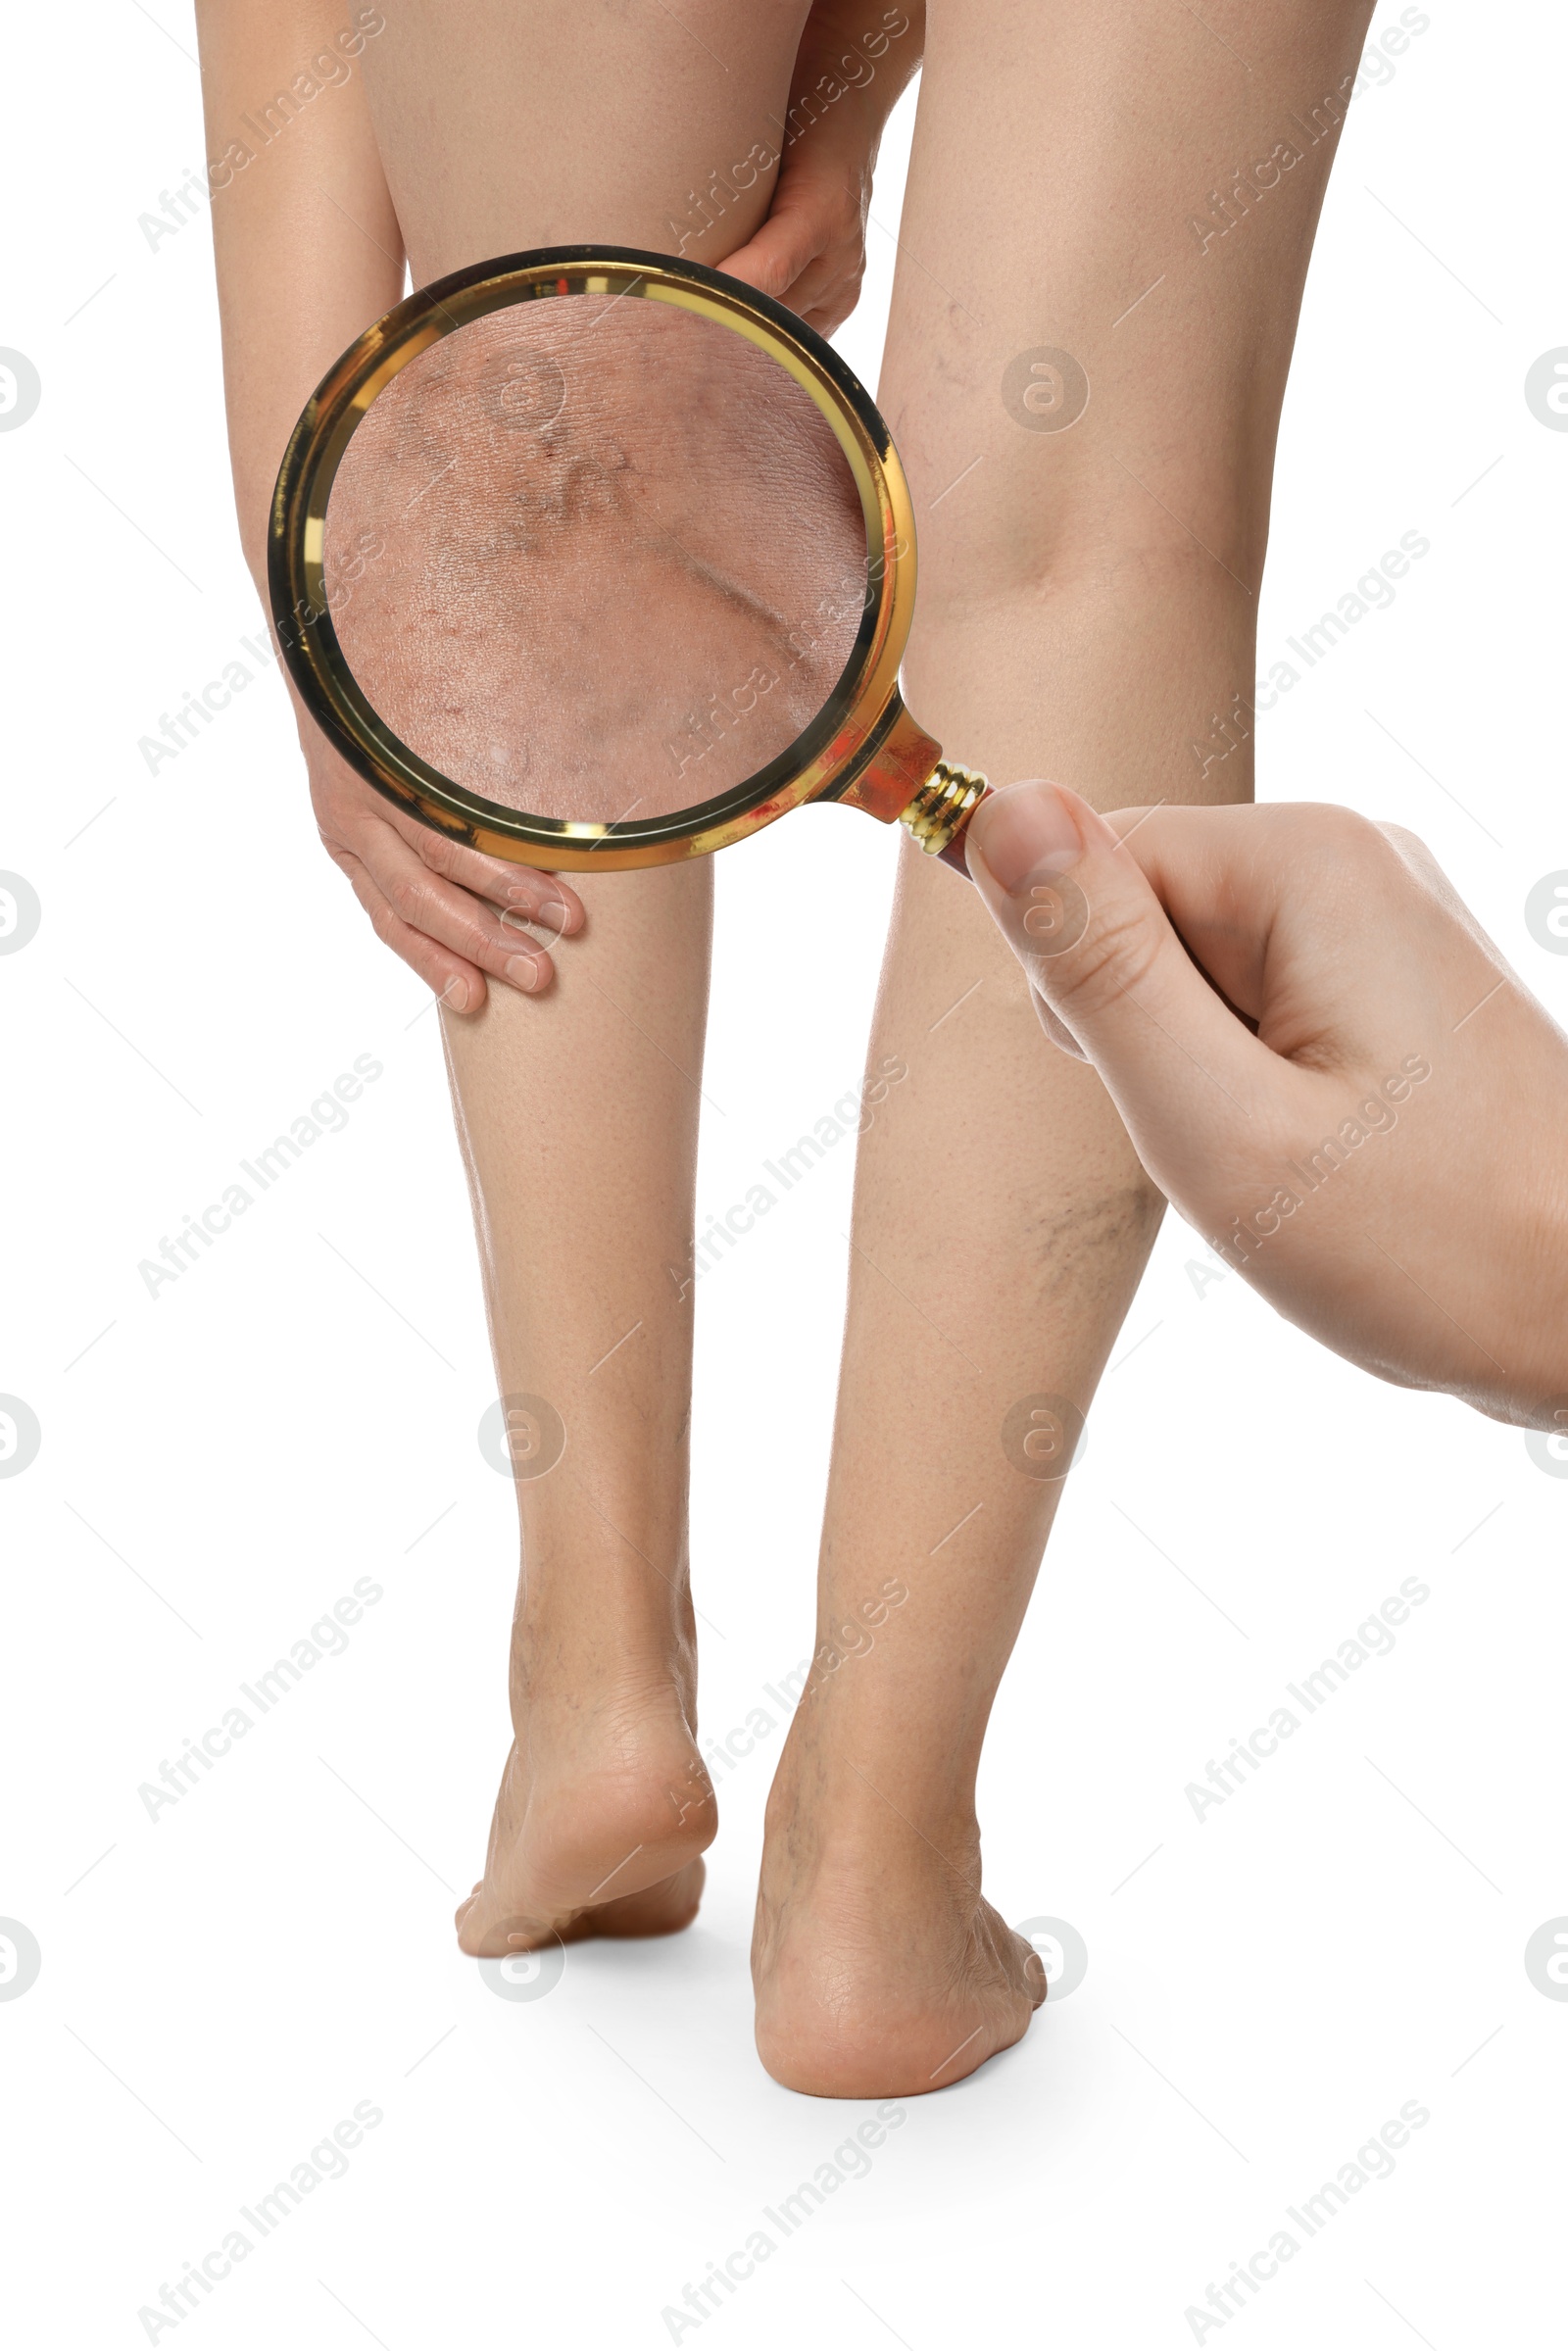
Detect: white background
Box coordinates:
(3, 3, 1566, 2345)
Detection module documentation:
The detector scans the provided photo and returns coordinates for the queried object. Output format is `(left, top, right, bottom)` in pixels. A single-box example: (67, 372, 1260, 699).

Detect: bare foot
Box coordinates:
(752, 1728, 1045, 2098)
(457, 1685, 716, 1956)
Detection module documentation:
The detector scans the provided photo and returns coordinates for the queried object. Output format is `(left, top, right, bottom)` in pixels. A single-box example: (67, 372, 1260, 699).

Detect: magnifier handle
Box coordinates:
(835, 700, 991, 880)
(933, 782, 991, 877)
(899, 759, 992, 880)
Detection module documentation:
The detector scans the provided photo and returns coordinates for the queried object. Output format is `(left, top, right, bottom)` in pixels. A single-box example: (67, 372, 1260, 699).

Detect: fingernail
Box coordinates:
(507, 883, 570, 921)
(443, 976, 471, 1014)
(506, 954, 544, 992)
(967, 780, 1085, 897)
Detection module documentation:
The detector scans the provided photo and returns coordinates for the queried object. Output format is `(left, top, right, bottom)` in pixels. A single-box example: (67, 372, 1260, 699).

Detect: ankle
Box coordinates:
(513, 1571, 695, 1674)
(763, 1770, 980, 1894)
(769, 1701, 980, 1850)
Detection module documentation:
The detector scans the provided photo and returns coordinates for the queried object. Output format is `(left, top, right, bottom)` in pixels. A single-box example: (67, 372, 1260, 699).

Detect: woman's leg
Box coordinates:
(755, 0, 1376, 2090)
(441, 864, 721, 1949)
(202, 0, 817, 1951)
(353, 1, 833, 1953)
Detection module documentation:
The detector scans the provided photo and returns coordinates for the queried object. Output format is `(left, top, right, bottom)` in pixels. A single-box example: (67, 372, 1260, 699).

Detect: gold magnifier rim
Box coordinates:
(269, 243, 919, 873)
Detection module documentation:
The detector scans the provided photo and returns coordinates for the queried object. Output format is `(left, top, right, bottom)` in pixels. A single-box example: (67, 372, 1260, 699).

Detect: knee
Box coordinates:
(919, 451, 1269, 615)
(910, 374, 1278, 612)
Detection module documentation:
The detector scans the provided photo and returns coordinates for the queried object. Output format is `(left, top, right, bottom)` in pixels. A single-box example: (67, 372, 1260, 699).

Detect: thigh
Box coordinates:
(204, 0, 810, 564)
(361, 0, 812, 281)
(887, 0, 1377, 605)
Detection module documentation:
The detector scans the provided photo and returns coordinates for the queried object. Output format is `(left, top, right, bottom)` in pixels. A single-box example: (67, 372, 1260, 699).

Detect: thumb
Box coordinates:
(965, 781, 1270, 1151)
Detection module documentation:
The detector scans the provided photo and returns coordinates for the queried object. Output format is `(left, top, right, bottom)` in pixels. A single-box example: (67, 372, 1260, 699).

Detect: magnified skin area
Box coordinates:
(326, 299, 866, 823)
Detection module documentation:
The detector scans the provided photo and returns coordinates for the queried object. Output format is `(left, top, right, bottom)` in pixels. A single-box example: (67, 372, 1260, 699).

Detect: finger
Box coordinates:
(794, 258, 864, 337)
(334, 849, 489, 1015)
(1110, 802, 1428, 1038)
(720, 204, 828, 308)
(1094, 803, 1277, 1022)
(776, 228, 858, 321)
(1031, 989, 1090, 1060)
(345, 820, 556, 996)
(965, 781, 1281, 1151)
(306, 738, 586, 939)
(386, 811, 586, 940)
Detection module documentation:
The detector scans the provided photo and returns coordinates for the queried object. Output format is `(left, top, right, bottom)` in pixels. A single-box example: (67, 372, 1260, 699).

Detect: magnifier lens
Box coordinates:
(322, 296, 871, 829)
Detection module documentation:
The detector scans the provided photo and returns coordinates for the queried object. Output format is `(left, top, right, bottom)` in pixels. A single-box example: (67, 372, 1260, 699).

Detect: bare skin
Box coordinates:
(752, 0, 1378, 2093)
(198, 0, 1375, 2067)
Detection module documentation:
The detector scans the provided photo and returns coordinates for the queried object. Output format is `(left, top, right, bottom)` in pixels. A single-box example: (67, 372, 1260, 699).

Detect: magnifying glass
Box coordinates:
(270, 244, 993, 878)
